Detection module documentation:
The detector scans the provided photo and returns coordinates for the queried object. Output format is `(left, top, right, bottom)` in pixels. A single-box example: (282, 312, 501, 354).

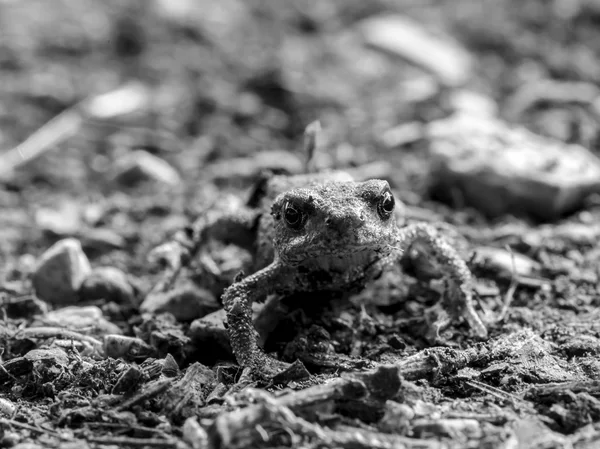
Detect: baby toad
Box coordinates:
(188, 164, 487, 377)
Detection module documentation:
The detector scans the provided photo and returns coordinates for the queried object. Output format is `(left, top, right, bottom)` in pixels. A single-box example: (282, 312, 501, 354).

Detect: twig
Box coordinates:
(0, 417, 70, 440)
(0, 82, 150, 183)
(86, 436, 178, 448)
(494, 245, 519, 323)
(0, 107, 84, 182)
(14, 327, 103, 351)
(115, 378, 172, 412)
(303, 120, 321, 173)
(464, 380, 535, 413)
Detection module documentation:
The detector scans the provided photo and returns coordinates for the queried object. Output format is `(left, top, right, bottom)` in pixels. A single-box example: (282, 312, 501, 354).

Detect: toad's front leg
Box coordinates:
(222, 260, 297, 377)
(395, 223, 488, 339)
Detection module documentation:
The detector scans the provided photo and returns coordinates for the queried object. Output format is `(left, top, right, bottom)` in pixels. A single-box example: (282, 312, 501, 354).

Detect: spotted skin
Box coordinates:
(193, 170, 487, 376)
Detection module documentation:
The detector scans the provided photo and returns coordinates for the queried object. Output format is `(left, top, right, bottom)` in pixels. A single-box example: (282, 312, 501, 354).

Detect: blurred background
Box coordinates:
(3, 0, 600, 271)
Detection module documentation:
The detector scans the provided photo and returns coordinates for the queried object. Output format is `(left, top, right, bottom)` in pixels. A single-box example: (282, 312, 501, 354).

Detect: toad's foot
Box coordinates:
(395, 223, 488, 339)
(223, 262, 310, 380)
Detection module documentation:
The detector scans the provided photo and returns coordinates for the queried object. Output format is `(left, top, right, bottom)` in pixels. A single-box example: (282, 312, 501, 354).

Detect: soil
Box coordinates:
(2, 1, 600, 448)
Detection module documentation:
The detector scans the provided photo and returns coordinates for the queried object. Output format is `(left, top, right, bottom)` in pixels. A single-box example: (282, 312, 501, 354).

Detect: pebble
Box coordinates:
(188, 309, 231, 353)
(35, 201, 81, 236)
(359, 14, 474, 87)
(183, 417, 209, 449)
(448, 89, 498, 117)
(80, 228, 126, 252)
(79, 266, 135, 304)
(12, 444, 44, 449)
(32, 238, 91, 305)
(24, 347, 69, 367)
(0, 397, 16, 416)
(141, 281, 219, 322)
(473, 246, 540, 278)
(112, 150, 181, 187)
(103, 335, 156, 361)
(36, 305, 122, 336)
(427, 113, 600, 220)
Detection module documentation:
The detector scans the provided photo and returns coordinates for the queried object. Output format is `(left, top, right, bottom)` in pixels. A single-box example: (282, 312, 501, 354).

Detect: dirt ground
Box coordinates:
(3, 1, 600, 448)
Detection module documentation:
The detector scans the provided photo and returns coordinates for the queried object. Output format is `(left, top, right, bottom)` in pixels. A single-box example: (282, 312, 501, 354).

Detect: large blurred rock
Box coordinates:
(427, 113, 600, 220)
(32, 238, 91, 305)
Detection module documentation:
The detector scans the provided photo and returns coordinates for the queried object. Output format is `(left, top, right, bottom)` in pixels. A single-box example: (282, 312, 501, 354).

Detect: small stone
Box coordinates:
(35, 201, 81, 236)
(473, 247, 540, 278)
(141, 281, 219, 322)
(112, 150, 180, 186)
(32, 238, 91, 305)
(59, 441, 91, 449)
(188, 303, 264, 356)
(104, 335, 156, 361)
(182, 417, 209, 449)
(1, 431, 20, 447)
(428, 114, 600, 220)
(79, 267, 135, 304)
(188, 309, 230, 350)
(80, 228, 126, 252)
(381, 122, 424, 149)
(0, 397, 16, 417)
(359, 15, 474, 87)
(562, 335, 600, 357)
(36, 305, 122, 336)
(24, 348, 69, 367)
(448, 90, 497, 117)
(12, 444, 44, 449)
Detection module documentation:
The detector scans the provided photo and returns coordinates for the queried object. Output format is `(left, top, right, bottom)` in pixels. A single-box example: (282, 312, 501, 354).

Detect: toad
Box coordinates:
(168, 124, 487, 377)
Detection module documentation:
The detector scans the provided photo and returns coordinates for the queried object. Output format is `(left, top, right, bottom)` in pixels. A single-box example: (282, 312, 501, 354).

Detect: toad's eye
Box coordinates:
(377, 189, 395, 220)
(283, 201, 304, 230)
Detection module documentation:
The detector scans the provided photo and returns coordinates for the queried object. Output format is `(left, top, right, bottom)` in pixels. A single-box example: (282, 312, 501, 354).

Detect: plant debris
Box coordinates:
(3, 1, 600, 448)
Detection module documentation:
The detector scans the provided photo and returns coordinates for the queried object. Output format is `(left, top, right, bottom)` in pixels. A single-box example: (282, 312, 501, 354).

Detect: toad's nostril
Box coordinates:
(326, 215, 345, 231)
(326, 213, 364, 232)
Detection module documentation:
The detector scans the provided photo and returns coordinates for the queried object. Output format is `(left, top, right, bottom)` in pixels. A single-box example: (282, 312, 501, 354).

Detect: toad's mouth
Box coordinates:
(297, 248, 385, 272)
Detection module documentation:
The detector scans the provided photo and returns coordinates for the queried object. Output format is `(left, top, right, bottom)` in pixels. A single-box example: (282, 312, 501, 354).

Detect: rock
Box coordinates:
(12, 444, 44, 449)
(32, 238, 91, 305)
(561, 335, 600, 357)
(380, 122, 424, 149)
(0, 397, 16, 417)
(112, 150, 181, 186)
(104, 335, 156, 361)
(359, 15, 473, 87)
(35, 305, 122, 336)
(473, 247, 540, 278)
(427, 114, 600, 220)
(80, 228, 126, 252)
(188, 303, 264, 356)
(141, 281, 219, 321)
(24, 347, 69, 367)
(183, 417, 209, 449)
(448, 89, 497, 117)
(35, 201, 81, 236)
(79, 266, 135, 304)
